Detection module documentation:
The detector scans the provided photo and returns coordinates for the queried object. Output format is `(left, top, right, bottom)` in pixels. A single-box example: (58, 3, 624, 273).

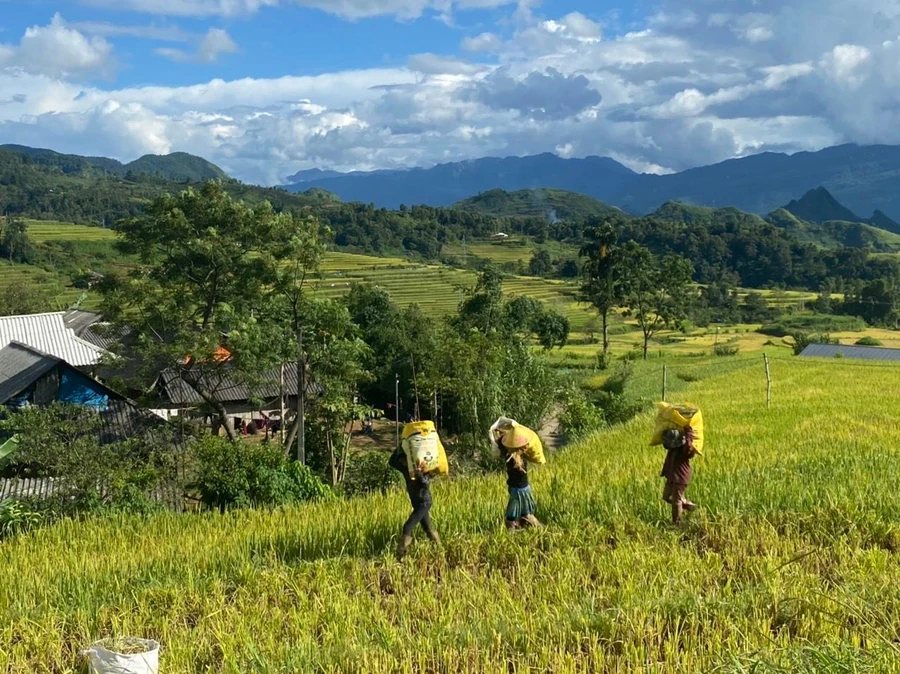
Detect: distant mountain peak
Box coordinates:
(867, 209, 900, 235)
(784, 187, 862, 224)
(124, 152, 228, 182)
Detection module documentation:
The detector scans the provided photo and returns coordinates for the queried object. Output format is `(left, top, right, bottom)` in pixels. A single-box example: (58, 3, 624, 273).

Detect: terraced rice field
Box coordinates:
(313, 259, 592, 327)
(25, 221, 116, 243)
(4, 359, 900, 672)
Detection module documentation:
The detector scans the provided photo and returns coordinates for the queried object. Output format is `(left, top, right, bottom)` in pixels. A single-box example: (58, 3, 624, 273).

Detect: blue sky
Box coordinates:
(3, 1, 639, 86)
(0, 0, 895, 184)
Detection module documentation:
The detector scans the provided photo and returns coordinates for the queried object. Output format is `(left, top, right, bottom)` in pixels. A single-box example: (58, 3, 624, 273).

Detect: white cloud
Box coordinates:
(156, 28, 238, 63)
(462, 32, 502, 53)
(0, 14, 114, 79)
(407, 53, 484, 75)
(7, 0, 900, 184)
(70, 20, 191, 42)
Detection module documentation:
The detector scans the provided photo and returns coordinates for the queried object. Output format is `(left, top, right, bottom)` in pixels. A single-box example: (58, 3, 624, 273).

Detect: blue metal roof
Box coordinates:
(798, 343, 900, 361)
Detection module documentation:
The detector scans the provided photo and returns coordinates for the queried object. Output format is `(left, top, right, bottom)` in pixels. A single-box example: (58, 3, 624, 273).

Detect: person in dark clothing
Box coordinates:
(389, 445, 440, 559)
(501, 447, 540, 530)
(490, 418, 541, 531)
(660, 426, 698, 525)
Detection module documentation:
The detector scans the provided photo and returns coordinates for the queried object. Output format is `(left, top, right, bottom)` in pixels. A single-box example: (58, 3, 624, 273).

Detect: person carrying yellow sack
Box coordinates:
(389, 421, 448, 560)
(651, 403, 703, 526)
(490, 417, 545, 531)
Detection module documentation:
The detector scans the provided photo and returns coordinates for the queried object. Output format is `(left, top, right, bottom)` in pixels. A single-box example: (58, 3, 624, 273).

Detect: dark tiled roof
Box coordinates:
(799, 343, 900, 361)
(158, 366, 322, 406)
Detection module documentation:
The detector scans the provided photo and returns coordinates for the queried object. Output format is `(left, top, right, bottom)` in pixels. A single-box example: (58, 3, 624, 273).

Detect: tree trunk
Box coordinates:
(339, 424, 353, 484)
(642, 332, 649, 360)
(296, 331, 306, 464)
(181, 369, 237, 441)
(328, 433, 337, 486)
(602, 309, 610, 354)
(284, 413, 298, 452)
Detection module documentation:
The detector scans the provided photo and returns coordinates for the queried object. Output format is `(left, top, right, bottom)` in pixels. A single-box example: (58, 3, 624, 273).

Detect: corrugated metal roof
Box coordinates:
(0, 312, 104, 367)
(0, 477, 187, 511)
(62, 309, 102, 335)
(799, 343, 900, 361)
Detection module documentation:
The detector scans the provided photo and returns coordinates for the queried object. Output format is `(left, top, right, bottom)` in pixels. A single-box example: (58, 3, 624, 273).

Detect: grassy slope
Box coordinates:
(3, 359, 900, 672)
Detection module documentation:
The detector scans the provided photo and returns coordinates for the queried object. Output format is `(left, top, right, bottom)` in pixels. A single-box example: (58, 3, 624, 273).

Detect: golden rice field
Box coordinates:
(3, 359, 900, 672)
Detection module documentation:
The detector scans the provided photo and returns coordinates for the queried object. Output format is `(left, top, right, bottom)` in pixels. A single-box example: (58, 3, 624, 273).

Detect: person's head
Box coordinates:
(662, 428, 685, 450)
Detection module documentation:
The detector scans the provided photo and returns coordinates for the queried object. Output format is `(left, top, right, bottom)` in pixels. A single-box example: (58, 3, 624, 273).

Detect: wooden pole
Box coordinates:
(764, 354, 772, 409)
(279, 363, 286, 445)
(395, 374, 400, 448)
(662, 365, 668, 402)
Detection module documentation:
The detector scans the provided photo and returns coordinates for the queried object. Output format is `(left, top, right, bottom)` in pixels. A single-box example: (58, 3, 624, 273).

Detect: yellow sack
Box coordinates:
(650, 402, 704, 454)
(401, 421, 449, 478)
(501, 424, 546, 465)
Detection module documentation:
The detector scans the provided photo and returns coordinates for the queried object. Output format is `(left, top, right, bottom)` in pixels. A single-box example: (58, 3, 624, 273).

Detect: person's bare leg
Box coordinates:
(671, 500, 683, 525)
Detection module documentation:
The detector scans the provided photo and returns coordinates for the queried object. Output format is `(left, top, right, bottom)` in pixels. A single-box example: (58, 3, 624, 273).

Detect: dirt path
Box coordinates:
(539, 408, 566, 452)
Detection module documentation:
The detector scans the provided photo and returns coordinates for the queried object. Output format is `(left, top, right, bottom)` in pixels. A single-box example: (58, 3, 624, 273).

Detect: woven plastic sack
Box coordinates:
(83, 638, 159, 674)
(401, 421, 449, 478)
(650, 402, 704, 454)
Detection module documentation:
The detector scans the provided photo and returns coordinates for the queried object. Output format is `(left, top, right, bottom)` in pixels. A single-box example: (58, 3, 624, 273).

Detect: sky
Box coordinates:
(0, 0, 898, 185)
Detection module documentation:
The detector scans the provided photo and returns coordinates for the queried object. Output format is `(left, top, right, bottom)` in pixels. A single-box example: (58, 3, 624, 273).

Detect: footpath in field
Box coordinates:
(3, 359, 900, 672)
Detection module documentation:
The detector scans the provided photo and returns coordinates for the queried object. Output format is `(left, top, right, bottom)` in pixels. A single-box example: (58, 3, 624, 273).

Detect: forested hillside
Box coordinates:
(2, 144, 900, 297)
(453, 188, 620, 221)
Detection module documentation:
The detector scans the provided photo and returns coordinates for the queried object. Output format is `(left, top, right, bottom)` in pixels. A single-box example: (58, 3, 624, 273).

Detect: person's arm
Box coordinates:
(388, 447, 407, 474)
(684, 425, 697, 458)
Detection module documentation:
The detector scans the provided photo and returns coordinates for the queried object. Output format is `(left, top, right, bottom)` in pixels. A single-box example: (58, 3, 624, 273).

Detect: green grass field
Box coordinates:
(3, 358, 900, 672)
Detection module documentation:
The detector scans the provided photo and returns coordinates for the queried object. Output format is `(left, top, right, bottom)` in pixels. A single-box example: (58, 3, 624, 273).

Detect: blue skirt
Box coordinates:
(505, 485, 537, 520)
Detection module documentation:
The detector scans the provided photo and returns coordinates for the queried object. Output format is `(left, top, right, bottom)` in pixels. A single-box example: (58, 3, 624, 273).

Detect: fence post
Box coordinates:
(764, 354, 772, 409)
(662, 365, 668, 402)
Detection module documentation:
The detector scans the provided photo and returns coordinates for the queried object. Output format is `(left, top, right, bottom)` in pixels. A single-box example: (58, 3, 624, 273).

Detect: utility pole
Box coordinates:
(395, 374, 400, 448)
(662, 365, 668, 402)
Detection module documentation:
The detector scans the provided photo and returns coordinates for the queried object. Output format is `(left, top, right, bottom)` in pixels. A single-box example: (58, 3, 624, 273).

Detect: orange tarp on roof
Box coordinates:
(181, 346, 231, 365)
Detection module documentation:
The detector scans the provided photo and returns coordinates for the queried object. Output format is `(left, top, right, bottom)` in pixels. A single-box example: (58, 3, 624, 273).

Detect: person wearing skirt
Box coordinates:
(501, 448, 541, 530)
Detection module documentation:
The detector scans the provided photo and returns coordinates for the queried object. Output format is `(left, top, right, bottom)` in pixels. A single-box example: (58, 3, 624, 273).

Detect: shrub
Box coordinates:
(342, 451, 402, 498)
(596, 351, 611, 371)
(559, 387, 606, 440)
(599, 363, 634, 396)
(191, 437, 332, 511)
(714, 344, 740, 357)
(0, 499, 46, 539)
(593, 391, 647, 427)
(760, 314, 865, 337)
(676, 372, 700, 383)
(790, 332, 840, 356)
(855, 336, 883, 346)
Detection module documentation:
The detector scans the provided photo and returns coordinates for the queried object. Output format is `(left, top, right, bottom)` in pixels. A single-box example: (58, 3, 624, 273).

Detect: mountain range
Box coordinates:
(456, 187, 900, 251)
(283, 144, 900, 221)
(0, 144, 228, 183)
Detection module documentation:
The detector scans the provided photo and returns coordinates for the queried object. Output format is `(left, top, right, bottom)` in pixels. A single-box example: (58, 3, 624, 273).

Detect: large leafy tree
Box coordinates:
(101, 182, 305, 440)
(619, 242, 694, 359)
(579, 216, 628, 353)
(269, 213, 329, 462)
